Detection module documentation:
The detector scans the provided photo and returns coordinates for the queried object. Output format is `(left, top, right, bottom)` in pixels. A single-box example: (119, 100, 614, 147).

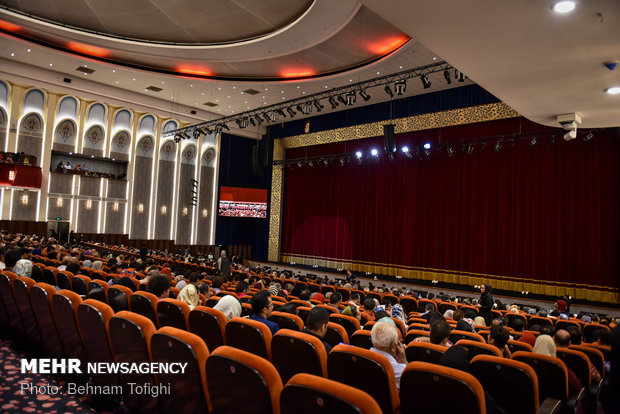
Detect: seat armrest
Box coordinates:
(538, 398, 562, 414)
(564, 388, 585, 414)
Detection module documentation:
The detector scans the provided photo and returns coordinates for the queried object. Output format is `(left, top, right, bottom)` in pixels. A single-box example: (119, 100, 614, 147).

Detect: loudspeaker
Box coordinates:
(251, 144, 262, 177)
(383, 124, 396, 160)
(262, 136, 272, 168)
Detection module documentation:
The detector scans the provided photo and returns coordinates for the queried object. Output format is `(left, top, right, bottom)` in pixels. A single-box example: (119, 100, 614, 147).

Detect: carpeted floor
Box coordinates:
(0, 340, 124, 414)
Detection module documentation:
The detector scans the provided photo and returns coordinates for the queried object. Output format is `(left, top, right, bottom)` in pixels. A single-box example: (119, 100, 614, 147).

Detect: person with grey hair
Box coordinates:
(370, 321, 407, 390)
(13, 259, 33, 277)
(217, 250, 231, 279)
(92, 260, 103, 271)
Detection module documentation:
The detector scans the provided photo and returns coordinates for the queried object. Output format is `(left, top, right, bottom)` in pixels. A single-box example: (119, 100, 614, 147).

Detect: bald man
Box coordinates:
(555, 329, 601, 382)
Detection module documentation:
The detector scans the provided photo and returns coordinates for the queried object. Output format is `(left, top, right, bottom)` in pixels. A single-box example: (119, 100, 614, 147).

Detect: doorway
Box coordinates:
(48, 221, 70, 243)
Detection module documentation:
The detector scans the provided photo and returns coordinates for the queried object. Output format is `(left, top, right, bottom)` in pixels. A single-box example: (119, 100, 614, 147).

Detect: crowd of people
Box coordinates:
(0, 151, 36, 165)
(1, 230, 619, 413)
(54, 160, 120, 179)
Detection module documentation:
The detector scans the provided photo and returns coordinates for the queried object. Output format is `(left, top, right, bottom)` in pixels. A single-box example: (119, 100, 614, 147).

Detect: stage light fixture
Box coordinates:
(345, 92, 356, 106)
(421, 74, 431, 89)
(494, 140, 503, 152)
(192, 129, 201, 139)
(480, 139, 487, 153)
(222, 123, 230, 131)
(297, 161, 303, 168)
(384, 84, 394, 98)
(287, 107, 297, 117)
(529, 137, 538, 147)
(394, 80, 407, 95)
(249, 117, 256, 127)
(214, 124, 223, 134)
(307, 160, 314, 167)
(356, 151, 363, 164)
(583, 132, 593, 142)
(447, 145, 454, 157)
(313, 100, 324, 112)
(509, 139, 517, 149)
(424, 142, 431, 150)
(456, 70, 465, 82)
(466, 143, 475, 154)
(424, 148, 431, 158)
(371, 148, 380, 162)
(263, 113, 271, 123)
(328, 97, 339, 109)
(340, 158, 345, 166)
(401, 146, 412, 158)
(174, 133, 182, 143)
(268, 112, 279, 122)
(301, 103, 313, 115)
(337, 95, 347, 105)
(443, 70, 452, 84)
(255, 115, 263, 124)
(359, 89, 371, 101)
(276, 109, 287, 118)
(323, 159, 329, 167)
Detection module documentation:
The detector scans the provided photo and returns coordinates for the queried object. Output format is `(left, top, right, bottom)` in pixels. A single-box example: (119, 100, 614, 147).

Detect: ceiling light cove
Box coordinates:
(67, 42, 110, 57)
(366, 36, 409, 55)
(281, 69, 317, 78)
(176, 65, 212, 77)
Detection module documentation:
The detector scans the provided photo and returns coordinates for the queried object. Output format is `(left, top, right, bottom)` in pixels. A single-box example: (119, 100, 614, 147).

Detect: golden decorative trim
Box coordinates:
(282, 254, 618, 304)
(268, 102, 521, 273)
(280, 102, 520, 149)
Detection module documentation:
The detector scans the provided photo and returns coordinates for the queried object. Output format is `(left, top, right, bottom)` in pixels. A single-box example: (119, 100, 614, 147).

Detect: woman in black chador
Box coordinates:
(477, 284, 494, 325)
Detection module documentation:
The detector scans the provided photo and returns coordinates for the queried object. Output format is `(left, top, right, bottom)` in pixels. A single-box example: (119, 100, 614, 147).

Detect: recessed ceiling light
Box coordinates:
(325, 86, 328, 88)
(10, 52, 14, 56)
(233, 86, 236, 89)
(218, 87, 221, 90)
(84, 64, 87, 67)
(49, 63, 53, 66)
(377, 72, 380, 74)
(433, 57, 436, 60)
(552, 1, 576, 13)
(27, 49, 30, 52)
(605, 86, 620, 95)
(265, 88, 268, 91)
(115, 81, 119, 84)
(190, 84, 193, 87)
(132, 78, 136, 81)
(400, 66, 403, 69)
(161, 81, 165, 84)
(297, 86, 300, 88)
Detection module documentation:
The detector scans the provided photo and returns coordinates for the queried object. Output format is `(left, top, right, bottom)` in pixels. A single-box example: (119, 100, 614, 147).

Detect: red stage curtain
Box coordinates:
(281, 118, 620, 289)
(0, 164, 42, 188)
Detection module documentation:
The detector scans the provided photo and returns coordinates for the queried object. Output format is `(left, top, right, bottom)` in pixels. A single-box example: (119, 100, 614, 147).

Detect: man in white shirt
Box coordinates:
(370, 321, 407, 390)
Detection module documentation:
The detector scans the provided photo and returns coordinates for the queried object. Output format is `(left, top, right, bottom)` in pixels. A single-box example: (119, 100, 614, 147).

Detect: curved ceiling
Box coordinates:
(0, 0, 313, 44)
(0, 1, 410, 80)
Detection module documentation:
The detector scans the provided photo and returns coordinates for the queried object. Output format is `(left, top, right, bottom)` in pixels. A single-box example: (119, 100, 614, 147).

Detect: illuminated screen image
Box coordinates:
(219, 186, 268, 218)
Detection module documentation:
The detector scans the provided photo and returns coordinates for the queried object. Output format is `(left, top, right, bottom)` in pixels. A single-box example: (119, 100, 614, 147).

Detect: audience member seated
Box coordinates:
(430, 319, 452, 348)
(302, 307, 332, 353)
(555, 329, 601, 383)
(249, 290, 279, 335)
(533, 334, 582, 393)
(489, 325, 511, 357)
(178, 284, 199, 310)
(148, 274, 171, 299)
(213, 294, 242, 320)
(369, 321, 407, 390)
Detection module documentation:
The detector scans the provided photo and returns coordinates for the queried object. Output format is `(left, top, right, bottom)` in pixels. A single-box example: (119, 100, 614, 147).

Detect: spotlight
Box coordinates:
(529, 137, 538, 147)
(421, 74, 431, 89)
(509, 139, 516, 149)
(236, 118, 249, 128)
(424, 148, 431, 158)
(466, 143, 474, 154)
(480, 139, 487, 153)
(268, 112, 279, 122)
(276, 109, 287, 118)
(255, 115, 263, 125)
(583, 132, 593, 142)
(371, 148, 379, 161)
(263, 113, 272, 123)
(339, 158, 345, 166)
(249, 117, 256, 127)
(328, 97, 339, 108)
(301, 103, 313, 115)
(355, 151, 363, 164)
(192, 129, 201, 139)
(174, 133, 182, 143)
(337, 95, 347, 105)
(323, 159, 329, 167)
(547, 136, 556, 146)
(413, 148, 423, 161)
(447, 145, 454, 157)
(401, 146, 412, 158)
(297, 161, 303, 168)
(494, 140, 503, 152)
(181, 131, 191, 140)
(423, 142, 431, 150)
(443, 69, 451, 84)
(287, 107, 296, 117)
(384, 84, 394, 98)
(313, 100, 324, 112)
(394, 80, 407, 95)
(563, 129, 577, 141)
(345, 91, 356, 106)
(214, 124, 223, 134)
(455, 70, 465, 82)
(308, 160, 314, 167)
(359, 89, 371, 101)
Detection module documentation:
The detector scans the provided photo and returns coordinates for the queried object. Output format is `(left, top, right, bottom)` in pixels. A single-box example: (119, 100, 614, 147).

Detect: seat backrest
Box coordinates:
(512, 351, 569, 402)
(13, 276, 42, 348)
(582, 343, 611, 361)
(418, 298, 437, 312)
(324, 322, 349, 347)
(528, 316, 554, 328)
(329, 314, 361, 338)
(151, 326, 211, 413)
(404, 329, 429, 344)
(29, 283, 64, 357)
(400, 361, 485, 414)
(450, 330, 485, 343)
(107, 285, 132, 312)
(270, 311, 304, 331)
(328, 344, 399, 414)
(471, 355, 539, 414)
(129, 291, 159, 327)
(570, 345, 604, 378)
(272, 329, 328, 383)
(0, 272, 23, 336)
(583, 323, 610, 343)
(56, 271, 73, 290)
(52, 290, 85, 360)
(296, 306, 312, 324)
(556, 348, 591, 387)
(399, 296, 418, 316)
(71, 275, 90, 296)
(207, 345, 282, 414)
(77, 299, 118, 387)
(43, 267, 57, 285)
(507, 339, 533, 353)
(405, 341, 446, 364)
(225, 316, 272, 360)
(350, 329, 373, 349)
(456, 339, 502, 358)
(109, 311, 158, 414)
(438, 301, 457, 314)
(188, 306, 227, 352)
(157, 298, 190, 330)
(281, 373, 382, 414)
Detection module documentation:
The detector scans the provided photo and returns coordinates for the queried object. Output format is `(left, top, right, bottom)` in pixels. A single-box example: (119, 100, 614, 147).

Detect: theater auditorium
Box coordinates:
(0, 1, 618, 413)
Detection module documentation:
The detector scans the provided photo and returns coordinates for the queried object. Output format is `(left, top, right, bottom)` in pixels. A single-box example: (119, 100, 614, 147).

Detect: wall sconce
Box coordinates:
(137, 203, 144, 213)
(201, 208, 208, 218)
(182, 207, 188, 216)
(112, 201, 119, 211)
(85, 199, 92, 210)
(56, 198, 63, 207)
(161, 205, 167, 215)
(21, 193, 28, 205)
(8, 171, 15, 181)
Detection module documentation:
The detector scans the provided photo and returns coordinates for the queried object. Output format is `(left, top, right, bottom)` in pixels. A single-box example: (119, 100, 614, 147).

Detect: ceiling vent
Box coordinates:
(203, 102, 218, 107)
(76, 66, 95, 74)
(243, 88, 260, 95)
(145, 85, 163, 92)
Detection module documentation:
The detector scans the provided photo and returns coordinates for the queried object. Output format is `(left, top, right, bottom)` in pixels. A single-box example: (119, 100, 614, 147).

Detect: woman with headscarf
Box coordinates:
(477, 284, 494, 325)
(473, 316, 487, 328)
(391, 304, 407, 325)
(178, 284, 199, 310)
(213, 294, 242, 320)
(217, 250, 231, 279)
(533, 334, 582, 393)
